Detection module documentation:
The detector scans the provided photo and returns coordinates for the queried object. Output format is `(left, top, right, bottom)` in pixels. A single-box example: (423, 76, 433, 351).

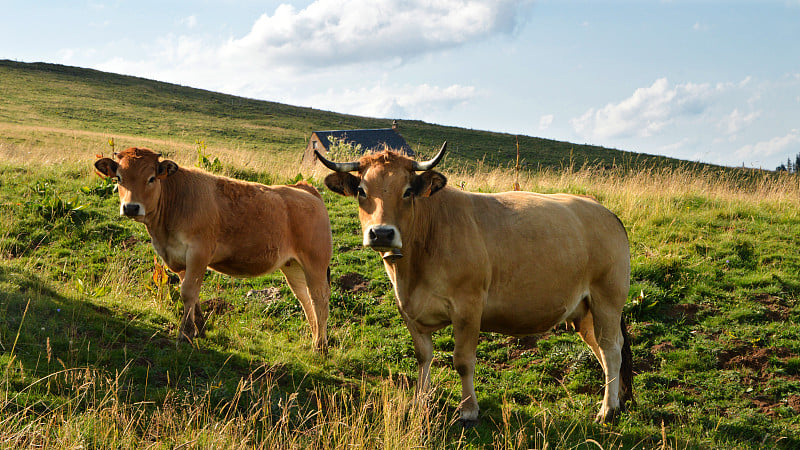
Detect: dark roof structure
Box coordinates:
(312, 128, 414, 155)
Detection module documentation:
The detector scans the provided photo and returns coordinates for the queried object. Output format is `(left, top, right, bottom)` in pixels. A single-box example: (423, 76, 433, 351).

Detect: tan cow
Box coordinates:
(316, 143, 633, 425)
(95, 147, 332, 351)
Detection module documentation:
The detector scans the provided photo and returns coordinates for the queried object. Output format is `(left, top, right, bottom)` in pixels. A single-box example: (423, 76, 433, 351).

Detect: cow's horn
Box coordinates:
(412, 142, 447, 171)
(314, 150, 360, 172)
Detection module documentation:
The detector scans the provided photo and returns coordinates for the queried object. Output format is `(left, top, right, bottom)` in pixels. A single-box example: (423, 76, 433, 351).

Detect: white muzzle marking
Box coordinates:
(364, 224, 402, 251)
(120, 202, 146, 217)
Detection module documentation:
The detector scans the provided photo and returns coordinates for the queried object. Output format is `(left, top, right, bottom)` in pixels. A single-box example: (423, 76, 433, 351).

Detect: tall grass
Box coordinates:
(1, 364, 459, 449)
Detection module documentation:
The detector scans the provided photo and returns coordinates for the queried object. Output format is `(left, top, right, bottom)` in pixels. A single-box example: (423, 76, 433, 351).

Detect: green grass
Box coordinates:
(1, 60, 800, 448)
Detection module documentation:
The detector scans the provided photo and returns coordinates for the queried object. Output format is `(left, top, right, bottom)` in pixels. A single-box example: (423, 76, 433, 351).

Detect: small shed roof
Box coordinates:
(313, 128, 413, 155)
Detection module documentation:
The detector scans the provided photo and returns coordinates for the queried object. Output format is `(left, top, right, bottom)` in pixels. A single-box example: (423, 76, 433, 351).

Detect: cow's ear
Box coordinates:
(94, 158, 118, 178)
(411, 170, 447, 197)
(157, 160, 179, 179)
(324, 172, 360, 197)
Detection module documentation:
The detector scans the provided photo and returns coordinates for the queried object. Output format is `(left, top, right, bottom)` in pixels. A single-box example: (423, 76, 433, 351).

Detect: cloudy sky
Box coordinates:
(2, 0, 799, 169)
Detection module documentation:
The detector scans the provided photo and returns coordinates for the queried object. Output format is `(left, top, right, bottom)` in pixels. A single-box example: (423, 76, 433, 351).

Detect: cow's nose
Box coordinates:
(365, 225, 401, 250)
(369, 227, 394, 243)
(122, 203, 140, 217)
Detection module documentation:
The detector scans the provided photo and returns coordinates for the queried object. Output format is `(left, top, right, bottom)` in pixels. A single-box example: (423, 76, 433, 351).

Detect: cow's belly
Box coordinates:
(479, 278, 589, 336)
(209, 245, 284, 277)
(480, 294, 584, 335)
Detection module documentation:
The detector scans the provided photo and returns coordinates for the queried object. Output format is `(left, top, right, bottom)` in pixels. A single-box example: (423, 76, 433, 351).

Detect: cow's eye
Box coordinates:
(356, 186, 367, 198)
(148, 176, 156, 184)
(403, 188, 414, 199)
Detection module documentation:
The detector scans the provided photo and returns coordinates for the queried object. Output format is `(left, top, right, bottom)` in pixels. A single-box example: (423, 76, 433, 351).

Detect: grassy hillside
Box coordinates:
(1, 60, 800, 448)
(0, 59, 702, 171)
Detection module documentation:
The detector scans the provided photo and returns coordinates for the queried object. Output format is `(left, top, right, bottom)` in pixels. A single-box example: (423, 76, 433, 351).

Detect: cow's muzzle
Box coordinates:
(364, 225, 402, 252)
(121, 202, 145, 217)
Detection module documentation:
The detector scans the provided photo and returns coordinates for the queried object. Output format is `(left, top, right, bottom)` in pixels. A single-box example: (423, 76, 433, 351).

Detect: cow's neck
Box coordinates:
(140, 177, 180, 249)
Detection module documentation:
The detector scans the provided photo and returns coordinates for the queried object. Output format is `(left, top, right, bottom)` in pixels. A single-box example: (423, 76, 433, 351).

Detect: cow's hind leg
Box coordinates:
(588, 287, 631, 423)
(573, 307, 605, 374)
(280, 260, 330, 353)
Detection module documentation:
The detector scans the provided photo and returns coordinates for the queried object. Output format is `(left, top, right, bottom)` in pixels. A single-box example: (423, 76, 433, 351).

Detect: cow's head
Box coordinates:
(318, 143, 448, 257)
(94, 147, 178, 221)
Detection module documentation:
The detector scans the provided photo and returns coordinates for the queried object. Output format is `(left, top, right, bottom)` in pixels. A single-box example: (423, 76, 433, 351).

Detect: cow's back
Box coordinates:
(156, 167, 331, 278)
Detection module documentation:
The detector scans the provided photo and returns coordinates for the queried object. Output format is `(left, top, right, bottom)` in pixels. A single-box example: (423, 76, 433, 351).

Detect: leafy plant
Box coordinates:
(196, 139, 222, 173)
(80, 175, 117, 198)
(29, 181, 87, 221)
(75, 278, 110, 299)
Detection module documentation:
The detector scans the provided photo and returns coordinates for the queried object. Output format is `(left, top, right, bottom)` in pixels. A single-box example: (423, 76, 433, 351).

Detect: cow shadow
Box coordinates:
(0, 263, 333, 423)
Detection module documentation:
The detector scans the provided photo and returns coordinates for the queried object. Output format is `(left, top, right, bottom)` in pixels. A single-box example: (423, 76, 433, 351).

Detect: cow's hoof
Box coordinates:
(178, 325, 203, 344)
(594, 408, 620, 424)
(459, 417, 480, 429)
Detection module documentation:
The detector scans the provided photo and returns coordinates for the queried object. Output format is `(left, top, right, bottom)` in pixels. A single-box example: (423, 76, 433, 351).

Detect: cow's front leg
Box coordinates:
(178, 254, 208, 342)
(452, 316, 481, 427)
(405, 321, 433, 406)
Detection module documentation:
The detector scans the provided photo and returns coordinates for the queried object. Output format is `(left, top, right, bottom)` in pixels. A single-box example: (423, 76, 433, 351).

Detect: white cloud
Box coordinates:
(180, 15, 198, 29)
(539, 114, 554, 131)
(219, 0, 531, 71)
(570, 78, 727, 141)
(93, 2, 510, 123)
(310, 83, 478, 120)
(719, 108, 761, 135)
(734, 129, 800, 161)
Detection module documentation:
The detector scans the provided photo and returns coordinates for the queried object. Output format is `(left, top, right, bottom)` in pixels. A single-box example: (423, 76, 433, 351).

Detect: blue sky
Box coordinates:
(2, 0, 799, 169)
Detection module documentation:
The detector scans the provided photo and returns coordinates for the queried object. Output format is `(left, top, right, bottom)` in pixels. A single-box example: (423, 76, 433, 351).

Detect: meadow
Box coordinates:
(1, 61, 800, 448)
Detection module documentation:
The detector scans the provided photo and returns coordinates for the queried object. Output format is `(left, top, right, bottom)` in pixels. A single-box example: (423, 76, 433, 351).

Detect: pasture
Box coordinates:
(2, 61, 800, 448)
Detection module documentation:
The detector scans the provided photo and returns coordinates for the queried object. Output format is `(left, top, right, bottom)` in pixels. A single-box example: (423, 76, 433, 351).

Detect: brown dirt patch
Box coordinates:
(751, 293, 791, 321)
(753, 398, 783, 417)
(336, 272, 370, 294)
(246, 287, 282, 302)
(203, 297, 233, 315)
(121, 236, 139, 250)
(754, 394, 800, 417)
(653, 341, 675, 353)
(664, 303, 701, 323)
(788, 395, 800, 413)
(507, 335, 543, 359)
(718, 342, 793, 373)
(633, 351, 657, 373)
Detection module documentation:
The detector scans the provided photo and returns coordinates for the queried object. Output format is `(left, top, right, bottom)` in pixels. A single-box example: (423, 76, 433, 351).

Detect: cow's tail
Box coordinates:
(619, 314, 635, 408)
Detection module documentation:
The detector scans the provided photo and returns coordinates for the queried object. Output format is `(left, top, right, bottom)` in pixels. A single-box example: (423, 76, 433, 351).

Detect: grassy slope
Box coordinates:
(1, 61, 800, 448)
(0, 59, 700, 171)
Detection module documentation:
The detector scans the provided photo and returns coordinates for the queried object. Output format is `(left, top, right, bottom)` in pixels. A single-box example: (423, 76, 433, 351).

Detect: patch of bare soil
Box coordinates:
(653, 341, 675, 353)
(203, 297, 232, 315)
(121, 236, 139, 250)
(664, 303, 701, 323)
(751, 293, 792, 321)
(336, 272, 370, 294)
(246, 287, 282, 302)
(717, 343, 793, 373)
(506, 335, 543, 359)
(788, 395, 800, 413)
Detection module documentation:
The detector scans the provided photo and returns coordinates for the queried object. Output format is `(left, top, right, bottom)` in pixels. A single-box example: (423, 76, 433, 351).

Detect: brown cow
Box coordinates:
(95, 147, 332, 351)
(316, 143, 632, 425)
